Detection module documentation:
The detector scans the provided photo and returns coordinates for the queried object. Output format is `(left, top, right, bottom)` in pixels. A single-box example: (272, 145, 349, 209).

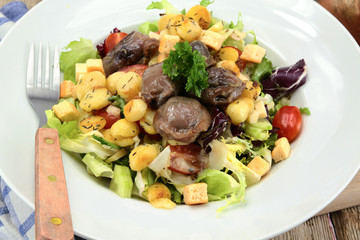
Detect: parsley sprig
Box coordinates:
(162, 41, 209, 97)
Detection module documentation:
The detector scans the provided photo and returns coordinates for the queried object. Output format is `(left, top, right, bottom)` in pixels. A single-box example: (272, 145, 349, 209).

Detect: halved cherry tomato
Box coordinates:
(104, 32, 128, 55)
(119, 64, 148, 76)
(93, 106, 121, 129)
(272, 106, 302, 143)
(169, 144, 203, 175)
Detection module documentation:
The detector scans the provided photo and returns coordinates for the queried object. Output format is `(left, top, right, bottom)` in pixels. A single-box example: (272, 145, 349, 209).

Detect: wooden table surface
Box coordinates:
(1, 0, 359, 239)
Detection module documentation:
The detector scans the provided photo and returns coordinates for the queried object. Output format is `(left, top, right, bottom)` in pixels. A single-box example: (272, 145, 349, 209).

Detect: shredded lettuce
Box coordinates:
(60, 38, 100, 83)
(243, 118, 272, 141)
(110, 165, 134, 198)
(146, 0, 180, 14)
(82, 153, 114, 178)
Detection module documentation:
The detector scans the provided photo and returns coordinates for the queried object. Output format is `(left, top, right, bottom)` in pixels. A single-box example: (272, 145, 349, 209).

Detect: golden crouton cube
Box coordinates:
(254, 101, 267, 118)
(240, 44, 266, 63)
(159, 34, 181, 54)
(199, 30, 225, 51)
(183, 183, 208, 205)
(60, 80, 76, 99)
(149, 31, 160, 40)
(52, 100, 79, 122)
(247, 156, 270, 177)
(86, 59, 105, 74)
(75, 63, 87, 82)
(272, 137, 291, 163)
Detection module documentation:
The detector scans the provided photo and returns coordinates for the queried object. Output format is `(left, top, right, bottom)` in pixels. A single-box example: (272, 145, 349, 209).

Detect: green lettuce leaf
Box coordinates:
(300, 107, 311, 115)
(82, 153, 114, 178)
(251, 57, 273, 82)
(146, 0, 180, 14)
(243, 118, 272, 141)
(110, 165, 134, 198)
(138, 21, 159, 35)
(60, 38, 100, 83)
(196, 169, 246, 215)
(46, 110, 117, 159)
(228, 12, 244, 31)
(200, 0, 215, 7)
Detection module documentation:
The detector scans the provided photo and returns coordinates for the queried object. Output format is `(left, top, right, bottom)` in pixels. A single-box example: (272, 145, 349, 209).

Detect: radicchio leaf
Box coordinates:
(96, 28, 121, 58)
(230, 122, 243, 137)
(198, 107, 228, 153)
(262, 59, 307, 100)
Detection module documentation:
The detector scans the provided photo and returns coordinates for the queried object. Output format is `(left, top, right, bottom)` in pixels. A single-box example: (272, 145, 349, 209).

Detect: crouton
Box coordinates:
(149, 31, 160, 40)
(75, 63, 87, 82)
(183, 183, 208, 205)
(157, 53, 168, 63)
(199, 30, 225, 51)
(86, 59, 105, 74)
(159, 34, 181, 54)
(240, 44, 266, 63)
(60, 80, 76, 99)
(247, 156, 270, 177)
(52, 100, 79, 122)
(272, 137, 291, 162)
(254, 101, 267, 119)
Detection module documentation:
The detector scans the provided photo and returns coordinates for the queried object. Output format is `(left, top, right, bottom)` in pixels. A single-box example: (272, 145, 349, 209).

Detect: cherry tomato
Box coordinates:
(93, 107, 121, 129)
(104, 32, 128, 55)
(272, 106, 302, 142)
(169, 144, 203, 175)
(119, 64, 148, 76)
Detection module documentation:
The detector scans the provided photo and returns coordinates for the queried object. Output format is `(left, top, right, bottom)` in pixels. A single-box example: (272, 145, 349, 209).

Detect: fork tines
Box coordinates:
(27, 42, 60, 92)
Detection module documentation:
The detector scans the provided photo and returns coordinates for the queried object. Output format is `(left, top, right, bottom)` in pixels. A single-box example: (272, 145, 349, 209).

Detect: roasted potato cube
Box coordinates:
(110, 118, 140, 138)
(158, 14, 177, 31)
(217, 47, 240, 62)
(114, 136, 137, 147)
(124, 99, 148, 122)
(216, 60, 240, 75)
(176, 18, 202, 42)
(116, 72, 142, 101)
(79, 115, 106, 133)
(226, 97, 255, 125)
(106, 71, 125, 95)
(139, 109, 157, 135)
(147, 183, 171, 202)
(183, 183, 208, 205)
(240, 80, 261, 99)
(79, 87, 112, 112)
(52, 100, 79, 122)
(76, 71, 106, 100)
(150, 198, 176, 209)
(129, 144, 161, 171)
(185, 5, 212, 30)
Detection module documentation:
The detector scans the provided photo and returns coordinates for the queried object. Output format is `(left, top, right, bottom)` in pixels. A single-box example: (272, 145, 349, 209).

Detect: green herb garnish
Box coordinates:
(162, 41, 209, 97)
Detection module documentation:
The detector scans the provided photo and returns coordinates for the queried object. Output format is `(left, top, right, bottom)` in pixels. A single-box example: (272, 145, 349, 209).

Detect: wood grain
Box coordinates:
(35, 128, 74, 240)
(1, 0, 359, 239)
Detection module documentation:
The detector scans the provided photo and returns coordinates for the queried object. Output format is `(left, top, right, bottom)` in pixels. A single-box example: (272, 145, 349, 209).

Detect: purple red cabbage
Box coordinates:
(198, 107, 228, 153)
(230, 122, 243, 137)
(96, 28, 121, 58)
(262, 59, 307, 100)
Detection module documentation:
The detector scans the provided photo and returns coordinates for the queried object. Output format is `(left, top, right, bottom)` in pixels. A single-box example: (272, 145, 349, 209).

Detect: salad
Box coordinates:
(47, 0, 309, 214)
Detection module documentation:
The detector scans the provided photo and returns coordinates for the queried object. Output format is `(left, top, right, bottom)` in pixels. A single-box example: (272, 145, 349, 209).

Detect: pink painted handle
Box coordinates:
(35, 128, 74, 240)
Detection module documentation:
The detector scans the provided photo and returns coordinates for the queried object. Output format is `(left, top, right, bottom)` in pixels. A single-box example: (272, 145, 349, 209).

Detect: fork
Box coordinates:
(27, 42, 74, 240)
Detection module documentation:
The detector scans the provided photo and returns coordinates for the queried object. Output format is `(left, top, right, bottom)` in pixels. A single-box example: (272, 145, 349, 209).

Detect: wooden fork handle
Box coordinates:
(35, 128, 74, 240)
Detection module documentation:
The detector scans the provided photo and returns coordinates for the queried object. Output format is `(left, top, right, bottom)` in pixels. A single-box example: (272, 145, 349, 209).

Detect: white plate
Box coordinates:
(1, 0, 360, 239)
